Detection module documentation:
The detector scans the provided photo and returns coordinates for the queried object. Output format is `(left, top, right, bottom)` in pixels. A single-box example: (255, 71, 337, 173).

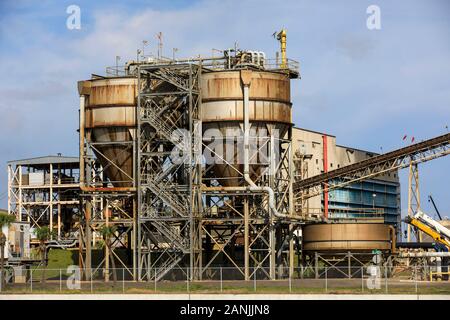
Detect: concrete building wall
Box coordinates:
(292, 127, 401, 230)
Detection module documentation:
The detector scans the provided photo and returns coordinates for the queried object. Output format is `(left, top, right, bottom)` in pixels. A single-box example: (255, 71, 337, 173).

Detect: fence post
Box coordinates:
(289, 268, 292, 293)
(361, 267, 364, 292)
(122, 268, 125, 293)
(30, 269, 33, 292)
(187, 268, 190, 293)
(220, 267, 223, 292)
(90, 270, 93, 293)
(384, 266, 388, 294)
(415, 266, 418, 294)
(60, 269, 62, 293)
(254, 269, 256, 292)
(154, 268, 157, 292)
(325, 267, 328, 292)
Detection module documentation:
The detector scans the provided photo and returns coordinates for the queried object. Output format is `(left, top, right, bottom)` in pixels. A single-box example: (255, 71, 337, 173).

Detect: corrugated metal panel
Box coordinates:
(8, 156, 79, 166)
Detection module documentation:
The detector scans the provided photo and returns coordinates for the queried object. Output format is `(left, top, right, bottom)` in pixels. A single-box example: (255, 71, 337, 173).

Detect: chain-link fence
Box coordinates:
(1, 266, 449, 294)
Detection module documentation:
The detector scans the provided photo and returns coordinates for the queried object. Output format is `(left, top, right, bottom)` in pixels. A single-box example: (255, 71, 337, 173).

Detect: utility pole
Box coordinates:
(137, 49, 141, 63)
(172, 48, 178, 61)
(428, 195, 443, 220)
(142, 40, 149, 57)
(115, 56, 121, 76)
(156, 32, 163, 59)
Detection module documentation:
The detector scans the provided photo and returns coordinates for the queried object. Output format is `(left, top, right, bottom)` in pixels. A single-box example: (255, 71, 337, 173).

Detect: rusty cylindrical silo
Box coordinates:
(201, 70, 292, 186)
(78, 77, 137, 187)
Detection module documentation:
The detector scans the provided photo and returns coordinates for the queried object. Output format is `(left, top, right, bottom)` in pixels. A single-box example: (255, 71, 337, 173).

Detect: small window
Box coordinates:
(316, 159, 318, 164)
(330, 163, 333, 168)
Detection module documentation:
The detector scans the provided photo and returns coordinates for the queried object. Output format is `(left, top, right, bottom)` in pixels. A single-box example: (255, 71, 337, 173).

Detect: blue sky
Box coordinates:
(0, 0, 449, 226)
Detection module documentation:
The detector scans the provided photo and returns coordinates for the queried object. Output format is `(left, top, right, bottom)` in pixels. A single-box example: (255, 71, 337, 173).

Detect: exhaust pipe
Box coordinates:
(241, 70, 301, 220)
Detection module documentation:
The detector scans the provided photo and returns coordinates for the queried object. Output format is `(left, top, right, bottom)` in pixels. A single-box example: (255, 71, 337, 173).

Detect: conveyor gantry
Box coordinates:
(294, 133, 450, 202)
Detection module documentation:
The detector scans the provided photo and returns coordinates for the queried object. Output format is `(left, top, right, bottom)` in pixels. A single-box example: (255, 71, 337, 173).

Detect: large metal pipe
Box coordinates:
(398, 252, 450, 258)
(79, 95, 86, 187)
(240, 70, 296, 220)
(389, 225, 397, 253)
(322, 135, 328, 219)
(47, 240, 79, 249)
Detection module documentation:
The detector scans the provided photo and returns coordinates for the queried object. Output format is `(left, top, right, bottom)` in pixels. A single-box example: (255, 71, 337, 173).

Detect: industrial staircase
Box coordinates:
(141, 100, 188, 151)
(151, 253, 184, 281)
(144, 179, 187, 217)
(137, 64, 200, 281)
(150, 219, 190, 251)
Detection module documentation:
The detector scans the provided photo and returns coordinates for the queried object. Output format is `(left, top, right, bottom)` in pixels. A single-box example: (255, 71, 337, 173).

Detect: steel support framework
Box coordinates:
(136, 63, 202, 281)
(301, 251, 392, 279)
(407, 163, 421, 242)
(78, 107, 136, 281)
(7, 161, 80, 244)
(80, 62, 299, 281)
(201, 126, 297, 280)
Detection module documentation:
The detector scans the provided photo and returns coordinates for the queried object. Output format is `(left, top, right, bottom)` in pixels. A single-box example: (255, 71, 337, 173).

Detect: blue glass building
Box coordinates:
(328, 179, 401, 225)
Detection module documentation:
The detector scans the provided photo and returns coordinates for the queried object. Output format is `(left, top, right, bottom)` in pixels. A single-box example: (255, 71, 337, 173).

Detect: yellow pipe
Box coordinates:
(277, 29, 287, 69)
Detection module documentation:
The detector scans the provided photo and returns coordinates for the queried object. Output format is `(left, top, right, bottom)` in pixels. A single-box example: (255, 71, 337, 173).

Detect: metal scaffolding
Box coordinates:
(136, 63, 202, 281)
(7, 156, 80, 244)
(200, 121, 297, 280)
(78, 98, 137, 280)
(132, 61, 299, 281)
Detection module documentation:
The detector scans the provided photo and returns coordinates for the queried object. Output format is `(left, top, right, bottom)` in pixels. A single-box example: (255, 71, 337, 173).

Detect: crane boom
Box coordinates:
(405, 210, 450, 249)
(428, 195, 443, 220)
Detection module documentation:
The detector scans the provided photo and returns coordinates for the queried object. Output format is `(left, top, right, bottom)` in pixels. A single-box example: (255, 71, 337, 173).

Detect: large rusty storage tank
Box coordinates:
(78, 68, 292, 188)
(78, 77, 137, 187)
(302, 223, 394, 253)
(201, 70, 292, 186)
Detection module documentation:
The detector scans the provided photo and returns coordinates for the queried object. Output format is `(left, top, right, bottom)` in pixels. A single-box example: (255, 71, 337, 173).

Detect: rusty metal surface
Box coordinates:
(203, 122, 289, 186)
(202, 100, 291, 124)
(80, 186, 136, 192)
(83, 77, 137, 129)
(201, 70, 292, 124)
(201, 70, 291, 103)
(80, 77, 137, 187)
(84, 77, 138, 106)
(201, 70, 292, 187)
(79, 71, 293, 188)
(89, 127, 133, 187)
(302, 223, 392, 252)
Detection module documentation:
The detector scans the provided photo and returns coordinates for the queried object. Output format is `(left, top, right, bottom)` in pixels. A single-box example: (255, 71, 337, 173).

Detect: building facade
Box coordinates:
(7, 155, 80, 243)
(292, 127, 401, 231)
